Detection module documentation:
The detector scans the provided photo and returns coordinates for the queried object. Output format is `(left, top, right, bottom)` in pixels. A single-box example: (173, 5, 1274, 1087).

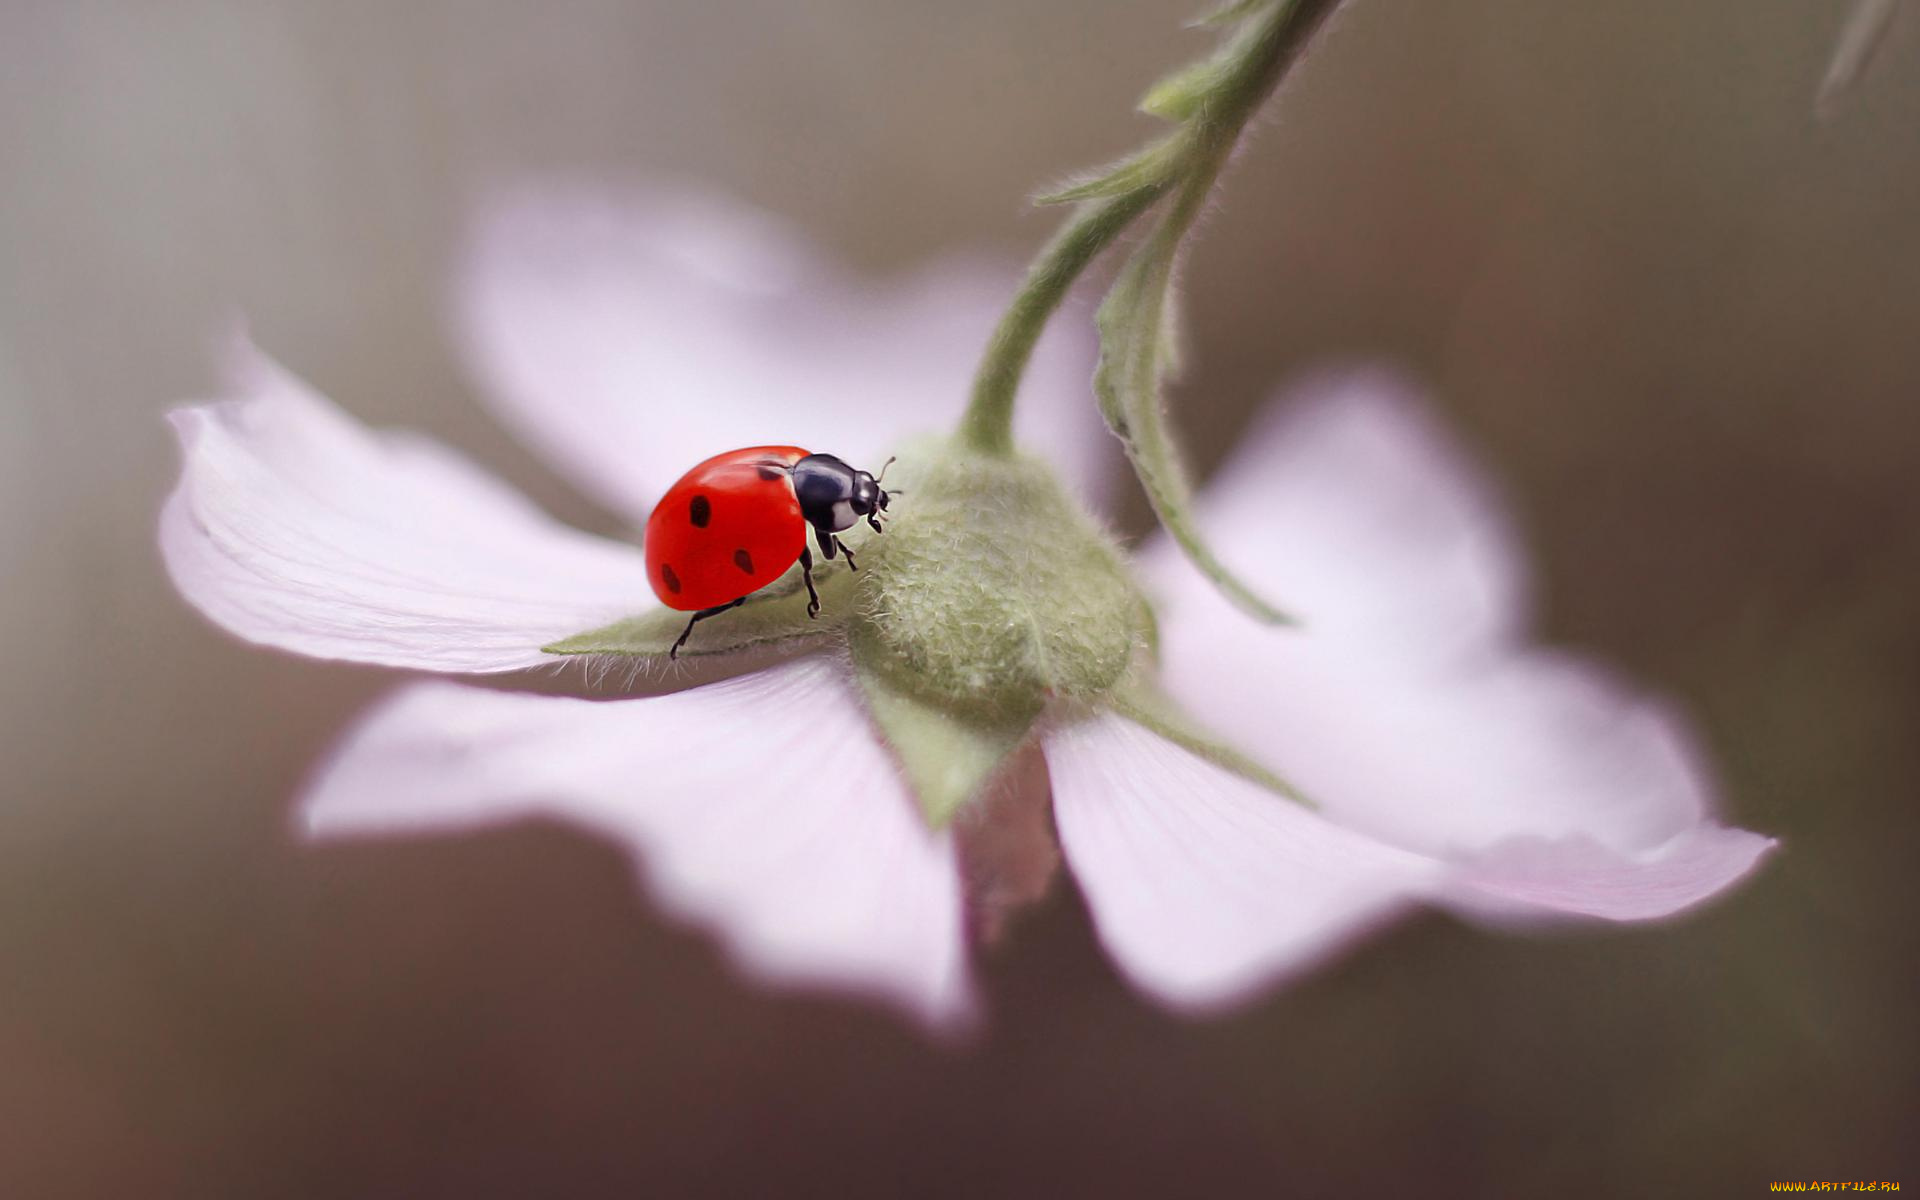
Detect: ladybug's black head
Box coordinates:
(792, 453, 891, 534)
(851, 468, 890, 518)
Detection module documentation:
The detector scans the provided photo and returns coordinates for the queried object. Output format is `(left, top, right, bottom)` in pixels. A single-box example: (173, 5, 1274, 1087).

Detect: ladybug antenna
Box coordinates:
(874, 456, 897, 484)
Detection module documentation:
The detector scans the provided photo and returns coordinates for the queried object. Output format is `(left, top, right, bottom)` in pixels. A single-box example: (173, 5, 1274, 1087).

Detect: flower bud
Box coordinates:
(851, 437, 1149, 724)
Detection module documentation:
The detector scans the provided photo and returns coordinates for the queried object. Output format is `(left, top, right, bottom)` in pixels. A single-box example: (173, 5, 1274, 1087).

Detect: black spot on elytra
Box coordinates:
(660, 563, 682, 594)
(756, 465, 784, 481)
(733, 548, 755, 575)
(688, 494, 711, 527)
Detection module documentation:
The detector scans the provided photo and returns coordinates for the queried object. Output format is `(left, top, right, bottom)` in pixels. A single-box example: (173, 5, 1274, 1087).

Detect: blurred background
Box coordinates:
(3, 1, 1916, 1194)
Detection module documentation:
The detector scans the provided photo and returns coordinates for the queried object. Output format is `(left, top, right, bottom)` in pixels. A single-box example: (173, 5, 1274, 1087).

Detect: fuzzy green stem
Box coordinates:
(959, 186, 1166, 455)
(956, 0, 1341, 457)
(1145, 0, 1343, 264)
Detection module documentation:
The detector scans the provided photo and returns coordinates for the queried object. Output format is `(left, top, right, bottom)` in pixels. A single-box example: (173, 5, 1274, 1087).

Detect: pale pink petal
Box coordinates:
(1143, 366, 1526, 664)
(160, 340, 653, 673)
(1044, 714, 1443, 1012)
(1146, 371, 1772, 926)
(300, 656, 972, 1028)
(457, 180, 1113, 520)
(1450, 825, 1776, 923)
(1160, 632, 1746, 862)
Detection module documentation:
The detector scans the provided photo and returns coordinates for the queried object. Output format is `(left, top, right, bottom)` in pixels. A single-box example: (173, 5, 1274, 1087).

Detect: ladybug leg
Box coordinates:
(832, 536, 859, 571)
(669, 598, 746, 660)
(798, 544, 821, 618)
(814, 524, 837, 560)
(865, 512, 884, 533)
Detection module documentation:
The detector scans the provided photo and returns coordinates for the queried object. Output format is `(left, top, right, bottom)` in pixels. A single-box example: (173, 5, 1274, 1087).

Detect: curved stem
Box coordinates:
(958, 185, 1166, 455)
(956, 0, 1341, 458)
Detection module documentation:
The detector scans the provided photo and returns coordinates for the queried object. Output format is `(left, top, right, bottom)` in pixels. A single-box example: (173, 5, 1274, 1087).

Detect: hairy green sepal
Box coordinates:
(849, 438, 1150, 823)
(543, 559, 853, 659)
(1108, 678, 1315, 808)
(854, 665, 1026, 828)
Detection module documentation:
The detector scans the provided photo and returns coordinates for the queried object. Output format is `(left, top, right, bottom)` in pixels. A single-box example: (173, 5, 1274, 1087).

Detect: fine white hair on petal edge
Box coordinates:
(159, 337, 655, 673)
(1044, 713, 1444, 1013)
(300, 656, 975, 1030)
(455, 179, 1115, 521)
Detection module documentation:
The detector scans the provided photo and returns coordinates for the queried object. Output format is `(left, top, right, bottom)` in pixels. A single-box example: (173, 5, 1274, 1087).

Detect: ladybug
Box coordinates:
(645, 447, 894, 657)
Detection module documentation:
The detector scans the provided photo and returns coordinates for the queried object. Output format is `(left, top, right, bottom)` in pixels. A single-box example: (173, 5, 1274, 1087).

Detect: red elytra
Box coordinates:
(644, 445, 811, 612)
(646, 445, 896, 658)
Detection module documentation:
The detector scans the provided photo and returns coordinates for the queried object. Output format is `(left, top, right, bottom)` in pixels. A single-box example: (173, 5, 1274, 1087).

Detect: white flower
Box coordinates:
(159, 181, 1774, 1032)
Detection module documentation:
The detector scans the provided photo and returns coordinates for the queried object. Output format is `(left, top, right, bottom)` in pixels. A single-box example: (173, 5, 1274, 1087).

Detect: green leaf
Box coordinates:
(1033, 137, 1181, 205)
(1083, 0, 1336, 627)
(1188, 0, 1274, 28)
(542, 561, 852, 659)
(1138, 58, 1229, 121)
(1092, 200, 1297, 626)
(855, 656, 1030, 829)
(1108, 681, 1315, 808)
